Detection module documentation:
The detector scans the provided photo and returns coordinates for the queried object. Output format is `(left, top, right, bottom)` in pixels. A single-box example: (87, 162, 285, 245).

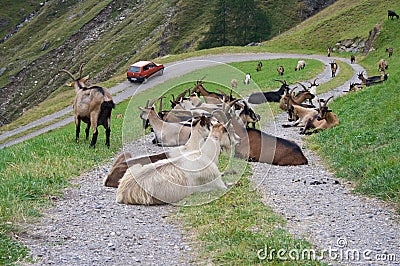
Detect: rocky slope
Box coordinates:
(0, 0, 337, 125)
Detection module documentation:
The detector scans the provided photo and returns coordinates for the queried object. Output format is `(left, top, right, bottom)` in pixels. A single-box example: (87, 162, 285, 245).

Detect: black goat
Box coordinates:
(350, 55, 356, 64)
(248, 80, 289, 104)
(386, 47, 394, 57)
(388, 10, 399, 19)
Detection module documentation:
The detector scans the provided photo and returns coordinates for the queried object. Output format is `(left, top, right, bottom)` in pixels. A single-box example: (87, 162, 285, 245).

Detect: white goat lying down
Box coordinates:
(116, 122, 238, 205)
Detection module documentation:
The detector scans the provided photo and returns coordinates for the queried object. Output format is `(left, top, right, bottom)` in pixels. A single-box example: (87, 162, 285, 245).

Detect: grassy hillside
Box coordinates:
(0, 0, 311, 125)
(1, 0, 400, 264)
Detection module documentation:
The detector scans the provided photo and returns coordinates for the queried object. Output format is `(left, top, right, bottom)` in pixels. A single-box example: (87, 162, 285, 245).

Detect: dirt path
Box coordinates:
(15, 53, 400, 265)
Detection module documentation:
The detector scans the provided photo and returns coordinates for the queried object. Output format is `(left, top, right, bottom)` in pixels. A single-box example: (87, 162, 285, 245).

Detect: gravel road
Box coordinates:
(16, 53, 400, 265)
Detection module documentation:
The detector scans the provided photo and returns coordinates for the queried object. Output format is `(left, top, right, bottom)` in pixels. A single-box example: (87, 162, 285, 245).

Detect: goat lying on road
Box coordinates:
(300, 96, 339, 135)
(104, 116, 215, 188)
(115, 122, 237, 205)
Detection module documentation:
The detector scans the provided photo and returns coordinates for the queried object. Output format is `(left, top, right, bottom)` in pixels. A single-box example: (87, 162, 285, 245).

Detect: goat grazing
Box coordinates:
(256, 61, 263, 71)
(248, 80, 289, 104)
(115, 122, 236, 205)
(388, 10, 399, 19)
(330, 61, 338, 77)
(231, 79, 238, 89)
(244, 73, 251, 85)
(385, 48, 393, 57)
(60, 64, 115, 148)
(294, 60, 306, 71)
(277, 66, 284, 76)
(378, 59, 388, 71)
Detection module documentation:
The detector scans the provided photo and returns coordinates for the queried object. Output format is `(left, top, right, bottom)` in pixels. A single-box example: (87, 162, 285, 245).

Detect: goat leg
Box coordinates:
(85, 124, 90, 140)
(105, 127, 111, 147)
(90, 129, 98, 148)
(75, 118, 81, 143)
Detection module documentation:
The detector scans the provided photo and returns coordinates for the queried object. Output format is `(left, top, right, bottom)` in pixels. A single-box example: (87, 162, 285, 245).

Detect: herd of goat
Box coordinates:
(60, 48, 391, 205)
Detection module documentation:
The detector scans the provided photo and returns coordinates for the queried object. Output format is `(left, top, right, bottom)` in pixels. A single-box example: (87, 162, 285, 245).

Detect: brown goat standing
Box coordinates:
(60, 64, 115, 148)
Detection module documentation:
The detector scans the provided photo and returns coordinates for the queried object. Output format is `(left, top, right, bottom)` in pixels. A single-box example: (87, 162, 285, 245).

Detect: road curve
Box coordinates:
(0, 53, 365, 149)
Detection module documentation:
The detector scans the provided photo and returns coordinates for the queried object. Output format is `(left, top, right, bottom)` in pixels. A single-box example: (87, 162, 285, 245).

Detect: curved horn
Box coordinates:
(149, 96, 163, 107)
(313, 78, 319, 86)
(324, 96, 334, 106)
(296, 82, 308, 91)
(216, 88, 227, 96)
(59, 69, 76, 80)
(78, 63, 85, 79)
(274, 79, 286, 85)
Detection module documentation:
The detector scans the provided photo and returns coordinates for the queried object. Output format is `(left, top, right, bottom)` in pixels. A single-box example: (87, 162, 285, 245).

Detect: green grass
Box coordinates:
(306, 16, 400, 208)
(1, 0, 400, 263)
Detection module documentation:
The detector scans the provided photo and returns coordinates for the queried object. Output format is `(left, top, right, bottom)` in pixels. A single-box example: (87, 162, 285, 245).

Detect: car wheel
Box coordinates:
(159, 69, 164, 75)
(143, 77, 148, 84)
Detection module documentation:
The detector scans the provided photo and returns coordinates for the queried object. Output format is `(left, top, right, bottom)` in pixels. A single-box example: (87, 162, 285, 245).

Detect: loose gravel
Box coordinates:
(18, 55, 400, 266)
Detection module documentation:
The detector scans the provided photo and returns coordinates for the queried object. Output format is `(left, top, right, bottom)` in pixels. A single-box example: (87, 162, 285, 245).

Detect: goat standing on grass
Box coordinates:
(295, 60, 306, 71)
(378, 59, 388, 71)
(277, 66, 284, 76)
(256, 61, 263, 71)
(244, 73, 251, 85)
(388, 10, 399, 19)
(60, 64, 115, 148)
(386, 48, 393, 57)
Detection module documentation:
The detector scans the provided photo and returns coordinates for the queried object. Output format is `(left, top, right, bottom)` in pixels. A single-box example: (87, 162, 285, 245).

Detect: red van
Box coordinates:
(126, 61, 164, 83)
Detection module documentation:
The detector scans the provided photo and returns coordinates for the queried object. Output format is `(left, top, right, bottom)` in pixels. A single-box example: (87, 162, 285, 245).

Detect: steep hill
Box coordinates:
(0, 0, 336, 125)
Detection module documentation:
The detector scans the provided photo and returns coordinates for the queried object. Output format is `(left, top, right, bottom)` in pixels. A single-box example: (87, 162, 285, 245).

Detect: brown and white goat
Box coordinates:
(60, 64, 115, 148)
(330, 61, 338, 77)
(386, 47, 393, 57)
(277, 66, 284, 76)
(215, 104, 308, 166)
(115, 122, 236, 205)
(378, 59, 388, 71)
(192, 80, 225, 104)
(300, 96, 339, 134)
(279, 86, 315, 112)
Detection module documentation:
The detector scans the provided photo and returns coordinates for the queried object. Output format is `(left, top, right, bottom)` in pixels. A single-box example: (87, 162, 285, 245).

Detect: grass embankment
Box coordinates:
(308, 18, 400, 208)
(1, 59, 328, 265)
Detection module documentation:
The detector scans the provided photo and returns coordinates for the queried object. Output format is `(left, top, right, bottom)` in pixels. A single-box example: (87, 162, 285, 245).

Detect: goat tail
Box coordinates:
(102, 100, 115, 109)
